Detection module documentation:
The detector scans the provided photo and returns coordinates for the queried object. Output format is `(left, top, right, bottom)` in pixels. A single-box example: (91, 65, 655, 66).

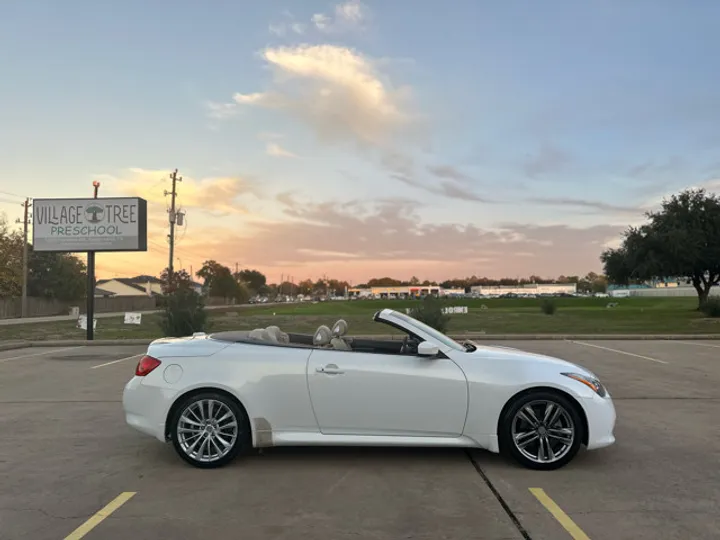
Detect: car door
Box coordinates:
(306, 347, 468, 437)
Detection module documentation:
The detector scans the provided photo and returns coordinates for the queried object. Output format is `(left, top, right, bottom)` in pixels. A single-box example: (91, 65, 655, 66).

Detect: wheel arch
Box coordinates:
(164, 386, 253, 444)
(496, 386, 589, 447)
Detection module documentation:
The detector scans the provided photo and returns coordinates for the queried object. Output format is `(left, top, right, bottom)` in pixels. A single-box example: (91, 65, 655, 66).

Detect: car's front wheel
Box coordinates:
(499, 390, 584, 470)
(169, 391, 249, 468)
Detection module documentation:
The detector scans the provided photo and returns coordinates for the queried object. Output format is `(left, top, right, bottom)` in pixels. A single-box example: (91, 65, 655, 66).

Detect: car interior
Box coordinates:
(209, 318, 423, 356)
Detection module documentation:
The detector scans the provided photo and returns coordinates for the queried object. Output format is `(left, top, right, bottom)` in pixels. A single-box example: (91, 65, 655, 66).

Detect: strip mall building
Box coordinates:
(348, 286, 465, 298)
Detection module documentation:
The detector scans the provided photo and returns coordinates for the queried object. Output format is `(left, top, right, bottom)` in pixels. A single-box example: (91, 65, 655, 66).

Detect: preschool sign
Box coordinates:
(32, 197, 148, 252)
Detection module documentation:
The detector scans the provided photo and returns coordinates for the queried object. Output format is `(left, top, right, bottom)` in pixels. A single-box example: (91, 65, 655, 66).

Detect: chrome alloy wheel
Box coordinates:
(177, 399, 239, 463)
(510, 400, 575, 464)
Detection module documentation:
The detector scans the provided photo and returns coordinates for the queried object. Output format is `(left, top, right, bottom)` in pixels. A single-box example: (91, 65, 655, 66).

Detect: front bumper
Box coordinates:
(122, 376, 171, 442)
(583, 391, 617, 450)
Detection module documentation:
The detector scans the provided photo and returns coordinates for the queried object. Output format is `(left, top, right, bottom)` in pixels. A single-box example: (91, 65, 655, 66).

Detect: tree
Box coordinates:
(367, 277, 403, 287)
(235, 269, 266, 293)
(197, 260, 249, 302)
(0, 214, 22, 297)
(1, 214, 86, 301)
(28, 249, 86, 301)
(408, 295, 450, 332)
(158, 287, 209, 337)
(161, 268, 194, 295)
(601, 188, 720, 308)
(297, 279, 314, 295)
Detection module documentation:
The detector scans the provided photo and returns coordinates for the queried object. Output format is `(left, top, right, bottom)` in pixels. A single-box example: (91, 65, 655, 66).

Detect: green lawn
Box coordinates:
(1, 296, 719, 342)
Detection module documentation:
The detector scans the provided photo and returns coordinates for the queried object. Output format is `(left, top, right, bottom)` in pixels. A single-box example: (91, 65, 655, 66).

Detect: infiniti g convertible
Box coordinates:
(123, 308, 616, 469)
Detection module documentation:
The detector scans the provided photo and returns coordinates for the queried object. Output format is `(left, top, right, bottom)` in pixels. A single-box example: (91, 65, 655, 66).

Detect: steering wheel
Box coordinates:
(400, 336, 418, 354)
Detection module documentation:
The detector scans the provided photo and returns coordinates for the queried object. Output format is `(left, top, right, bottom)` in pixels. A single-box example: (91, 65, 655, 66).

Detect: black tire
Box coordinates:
(169, 391, 250, 469)
(499, 390, 584, 471)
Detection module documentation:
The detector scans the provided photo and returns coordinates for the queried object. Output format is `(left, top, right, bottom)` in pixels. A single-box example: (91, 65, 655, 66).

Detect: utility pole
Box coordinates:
(166, 169, 181, 285)
(18, 198, 32, 318)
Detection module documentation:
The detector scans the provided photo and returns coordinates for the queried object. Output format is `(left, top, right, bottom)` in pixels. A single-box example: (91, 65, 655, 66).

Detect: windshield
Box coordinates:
(390, 311, 466, 352)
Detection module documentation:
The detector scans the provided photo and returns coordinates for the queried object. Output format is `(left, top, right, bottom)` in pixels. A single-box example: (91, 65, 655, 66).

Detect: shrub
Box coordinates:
(540, 298, 557, 315)
(159, 288, 210, 337)
(700, 296, 720, 318)
(409, 295, 451, 333)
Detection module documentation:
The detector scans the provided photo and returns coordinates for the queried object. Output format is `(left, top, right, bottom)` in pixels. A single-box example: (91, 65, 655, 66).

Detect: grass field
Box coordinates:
(1, 296, 719, 342)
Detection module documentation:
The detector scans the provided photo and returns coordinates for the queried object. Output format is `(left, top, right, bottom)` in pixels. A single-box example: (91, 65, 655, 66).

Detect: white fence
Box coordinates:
(611, 287, 719, 298)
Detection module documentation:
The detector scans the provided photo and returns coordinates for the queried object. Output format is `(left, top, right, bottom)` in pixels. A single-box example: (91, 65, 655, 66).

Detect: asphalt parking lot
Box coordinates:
(1, 340, 719, 540)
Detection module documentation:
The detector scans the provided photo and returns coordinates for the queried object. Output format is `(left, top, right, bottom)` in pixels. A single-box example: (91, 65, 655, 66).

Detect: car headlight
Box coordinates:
(562, 372, 607, 397)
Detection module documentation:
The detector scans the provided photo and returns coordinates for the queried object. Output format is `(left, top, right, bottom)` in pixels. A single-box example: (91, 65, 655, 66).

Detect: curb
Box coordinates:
(0, 339, 154, 350)
(2, 334, 719, 349)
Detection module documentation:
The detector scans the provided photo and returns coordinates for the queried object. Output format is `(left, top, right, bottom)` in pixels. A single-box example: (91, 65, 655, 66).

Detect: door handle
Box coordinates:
(316, 364, 344, 375)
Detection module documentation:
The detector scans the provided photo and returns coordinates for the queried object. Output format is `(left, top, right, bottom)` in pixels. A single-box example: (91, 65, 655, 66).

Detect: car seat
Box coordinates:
(330, 319, 352, 350)
(266, 325, 289, 344)
(313, 325, 333, 348)
(248, 328, 272, 342)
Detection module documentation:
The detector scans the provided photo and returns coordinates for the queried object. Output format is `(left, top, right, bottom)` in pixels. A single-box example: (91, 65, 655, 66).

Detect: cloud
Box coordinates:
(257, 131, 284, 141)
(426, 164, 473, 183)
(523, 144, 572, 177)
(266, 142, 298, 158)
(217, 44, 415, 148)
(383, 151, 491, 202)
(311, 13, 330, 30)
(269, 23, 286, 37)
(312, 1, 368, 33)
(108, 168, 258, 216)
(527, 197, 648, 216)
(174, 195, 622, 280)
(205, 101, 240, 119)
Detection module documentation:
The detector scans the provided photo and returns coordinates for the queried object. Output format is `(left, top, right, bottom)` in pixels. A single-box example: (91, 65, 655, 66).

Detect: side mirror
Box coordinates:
(417, 341, 439, 357)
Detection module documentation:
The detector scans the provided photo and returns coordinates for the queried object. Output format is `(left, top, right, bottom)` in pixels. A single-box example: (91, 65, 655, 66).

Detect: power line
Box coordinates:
(0, 190, 26, 199)
(0, 197, 23, 205)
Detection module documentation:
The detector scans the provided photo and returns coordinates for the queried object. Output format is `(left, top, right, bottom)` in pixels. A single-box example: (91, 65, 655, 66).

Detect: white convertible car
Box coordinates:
(123, 309, 616, 470)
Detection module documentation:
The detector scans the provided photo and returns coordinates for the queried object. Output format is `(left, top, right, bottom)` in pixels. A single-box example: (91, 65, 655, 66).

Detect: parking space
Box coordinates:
(0, 340, 719, 539)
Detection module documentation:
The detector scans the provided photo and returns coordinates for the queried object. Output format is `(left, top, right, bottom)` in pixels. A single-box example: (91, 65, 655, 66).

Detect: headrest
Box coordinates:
(266, 325, 289, 344)
(248, 328, 270, 341)
(332, 319, 348, 337)
(313, 325, 332, 346)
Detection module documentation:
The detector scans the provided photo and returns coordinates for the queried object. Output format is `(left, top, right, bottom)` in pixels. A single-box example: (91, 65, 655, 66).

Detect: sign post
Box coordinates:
(32, 195, 148, 340)
(86, 182, 99, 340)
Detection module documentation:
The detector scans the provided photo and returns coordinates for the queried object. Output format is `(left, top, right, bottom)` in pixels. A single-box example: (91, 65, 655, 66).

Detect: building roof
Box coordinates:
(129, 275, 165, 284)
(94, 287, 116, 296)
(95, 278, 152, 294)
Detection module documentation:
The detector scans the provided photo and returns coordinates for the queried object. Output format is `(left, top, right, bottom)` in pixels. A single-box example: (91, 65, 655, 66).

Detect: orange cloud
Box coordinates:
(132, 196, 624, 283)
(106, 168, 259, 216)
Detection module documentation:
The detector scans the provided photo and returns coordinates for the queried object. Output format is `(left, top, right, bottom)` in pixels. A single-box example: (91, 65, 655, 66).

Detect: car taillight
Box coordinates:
(135, 355, 161, 376)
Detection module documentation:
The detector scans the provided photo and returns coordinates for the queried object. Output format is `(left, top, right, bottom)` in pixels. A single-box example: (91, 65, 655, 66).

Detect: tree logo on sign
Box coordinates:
(85, 204, 104, 223)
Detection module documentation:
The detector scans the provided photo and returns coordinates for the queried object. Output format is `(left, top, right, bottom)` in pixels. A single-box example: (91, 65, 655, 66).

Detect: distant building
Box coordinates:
(470, 283, 577, 296)
(348, 285, 441, 298)
(95, 278, 158, 297)
(94, 275, 202, 297)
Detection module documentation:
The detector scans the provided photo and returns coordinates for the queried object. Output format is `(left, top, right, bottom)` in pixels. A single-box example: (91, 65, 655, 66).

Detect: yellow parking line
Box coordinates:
(63, 492, 136, 540)
(529, 488, 591, 540)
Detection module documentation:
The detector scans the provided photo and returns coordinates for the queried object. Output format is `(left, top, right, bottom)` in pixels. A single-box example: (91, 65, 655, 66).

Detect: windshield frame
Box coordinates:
(386, 310, 466, 352)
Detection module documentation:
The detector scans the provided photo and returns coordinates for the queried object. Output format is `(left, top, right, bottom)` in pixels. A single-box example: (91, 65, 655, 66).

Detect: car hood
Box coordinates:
(466, 343, 595, 377)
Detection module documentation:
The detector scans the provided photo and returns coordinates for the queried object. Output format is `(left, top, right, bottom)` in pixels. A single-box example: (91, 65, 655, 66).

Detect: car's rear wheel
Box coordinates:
(499, 390, 584, 470)
(169, 391, 249, 469)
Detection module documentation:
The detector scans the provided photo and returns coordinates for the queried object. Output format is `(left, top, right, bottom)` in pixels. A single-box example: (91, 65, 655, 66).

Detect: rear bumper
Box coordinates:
(583, 392, 617, 450)
(122, 376, 171, 443)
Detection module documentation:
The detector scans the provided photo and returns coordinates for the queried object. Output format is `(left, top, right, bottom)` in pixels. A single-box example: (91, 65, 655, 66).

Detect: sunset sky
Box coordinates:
(1, 0, 719, 284)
